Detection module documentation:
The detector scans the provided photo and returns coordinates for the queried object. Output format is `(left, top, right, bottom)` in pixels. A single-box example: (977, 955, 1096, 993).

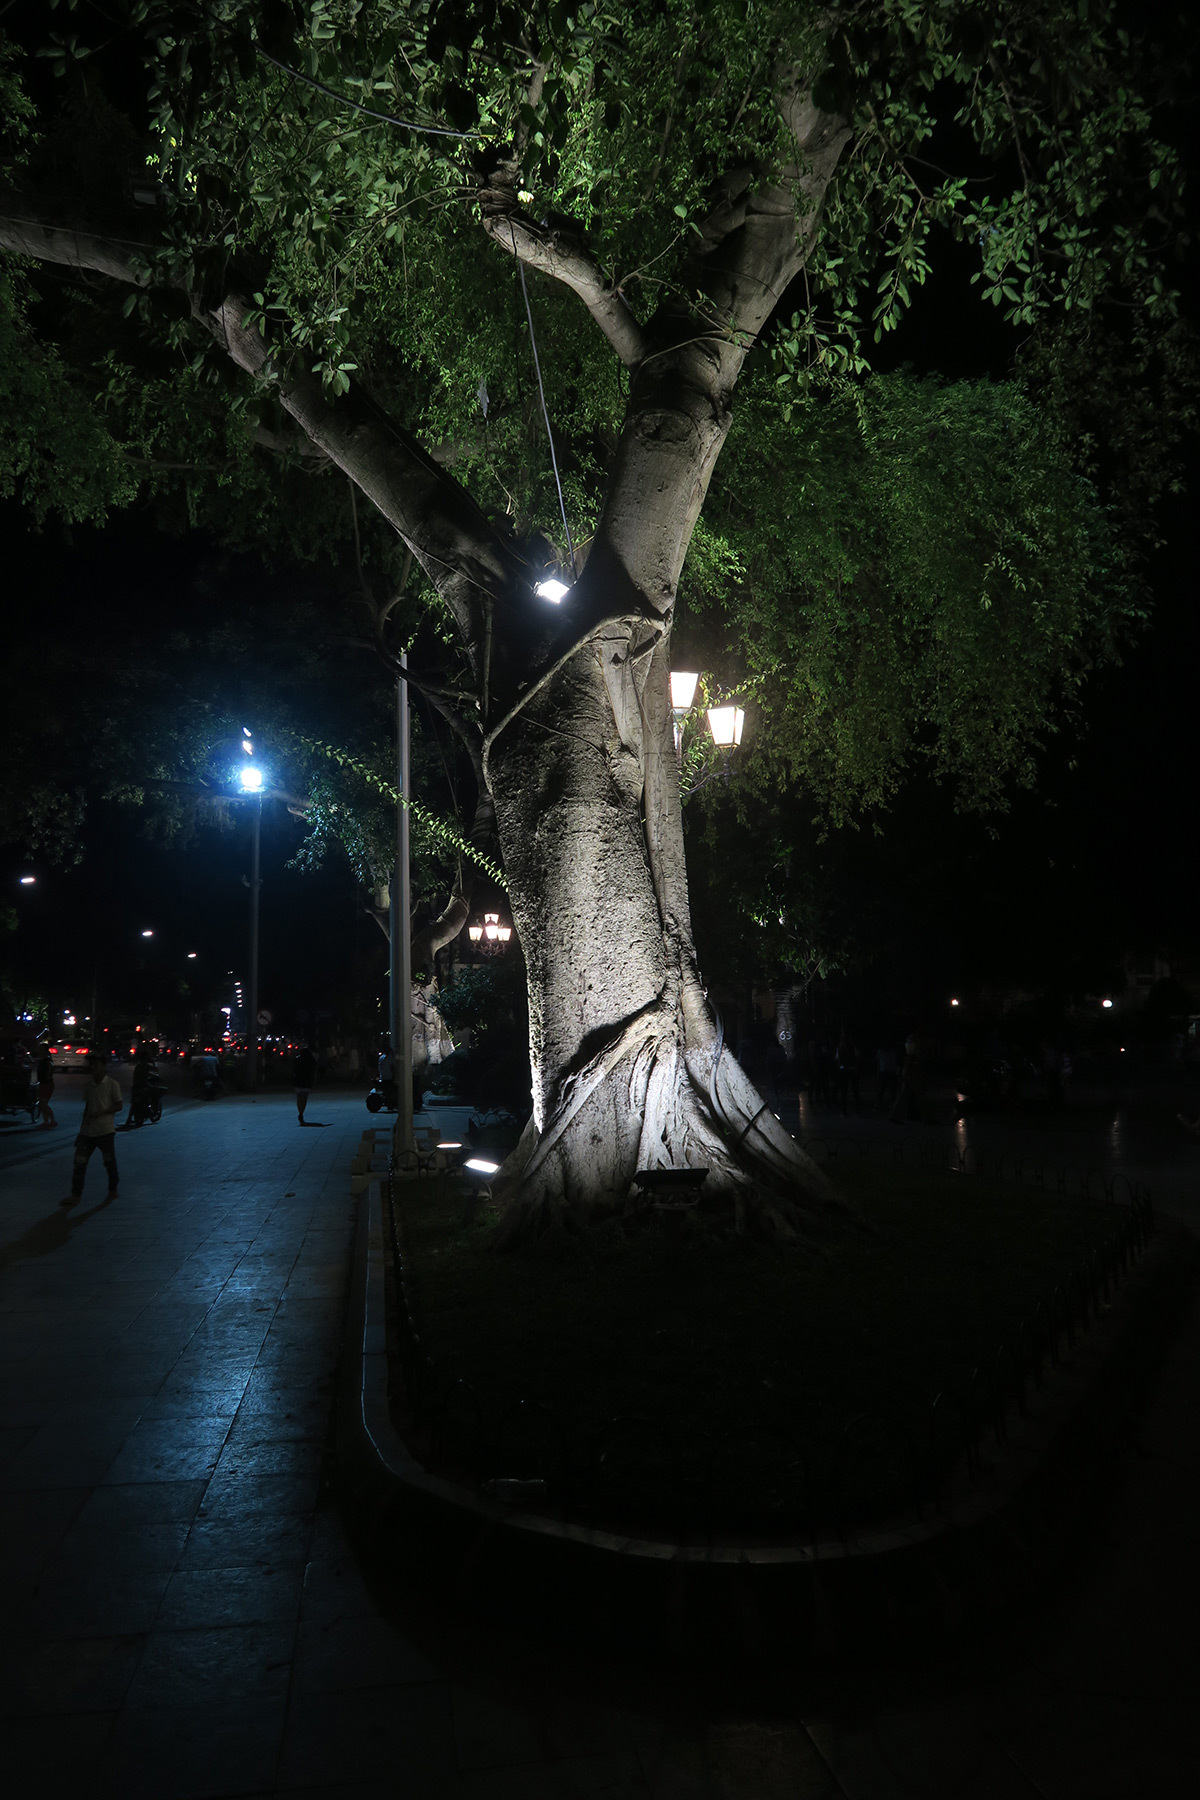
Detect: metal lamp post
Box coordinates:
(239, 747, 264, 1088)
(390, 654, 416, 1167)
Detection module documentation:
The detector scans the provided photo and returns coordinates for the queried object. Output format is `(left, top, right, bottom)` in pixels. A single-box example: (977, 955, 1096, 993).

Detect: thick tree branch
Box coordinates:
(0, 207, 523, 679)
(0, 211, 154, 284)
(478, 155, 648, 368)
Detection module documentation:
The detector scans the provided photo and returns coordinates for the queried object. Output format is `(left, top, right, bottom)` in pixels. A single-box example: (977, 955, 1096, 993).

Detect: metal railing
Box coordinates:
(381, 1156, 1156, 1543)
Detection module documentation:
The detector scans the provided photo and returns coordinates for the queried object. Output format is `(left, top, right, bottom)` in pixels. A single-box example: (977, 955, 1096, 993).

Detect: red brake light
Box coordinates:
(49, 1046, 58, 1054)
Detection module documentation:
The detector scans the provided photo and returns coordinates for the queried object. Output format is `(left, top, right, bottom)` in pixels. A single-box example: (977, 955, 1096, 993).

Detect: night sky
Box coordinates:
(2, 5, 1197, 1045)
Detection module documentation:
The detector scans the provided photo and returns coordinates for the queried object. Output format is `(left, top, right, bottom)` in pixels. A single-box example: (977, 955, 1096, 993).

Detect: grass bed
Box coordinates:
(394, 1163, 1121, 1532)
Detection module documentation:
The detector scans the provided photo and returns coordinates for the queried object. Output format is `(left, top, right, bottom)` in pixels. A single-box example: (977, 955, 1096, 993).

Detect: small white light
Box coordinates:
(465, 1158, 500, 1175)
(670, 671, 699, 711)
(535, 578, 570, 603)
(1102, 998, 1113, 1009)
(141, 929, 154, 938)
(240, 765, 264, 792)
(706, 705, 744, 748)
(187, 952, 197, 960)
(950, 998, 960, 1007)
(241, 738, 253, 754)
(19, 875, 35, 885)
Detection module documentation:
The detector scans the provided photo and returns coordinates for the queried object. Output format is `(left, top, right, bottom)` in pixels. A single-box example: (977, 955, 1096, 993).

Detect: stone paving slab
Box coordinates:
(1, 1085, 1199, 1795)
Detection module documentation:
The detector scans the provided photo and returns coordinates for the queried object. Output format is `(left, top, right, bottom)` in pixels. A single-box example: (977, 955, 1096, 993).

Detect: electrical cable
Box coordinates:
(513, 226, 575, 573)
(257, 48, 486, 141)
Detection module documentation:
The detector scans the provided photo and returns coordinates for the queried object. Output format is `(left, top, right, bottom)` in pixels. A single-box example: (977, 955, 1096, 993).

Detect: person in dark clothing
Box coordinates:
(293, 1041, 316, 1122)
(35, 1047, 57, 1129)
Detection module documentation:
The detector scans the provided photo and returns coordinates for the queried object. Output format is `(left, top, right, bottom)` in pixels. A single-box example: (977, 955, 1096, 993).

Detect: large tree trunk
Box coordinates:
(488, 608, 838, 1242)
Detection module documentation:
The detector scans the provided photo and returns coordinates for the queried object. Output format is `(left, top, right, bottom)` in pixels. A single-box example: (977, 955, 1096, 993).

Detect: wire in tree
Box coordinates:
(257, 48, 486, 141)
(513, 226, 575, 573)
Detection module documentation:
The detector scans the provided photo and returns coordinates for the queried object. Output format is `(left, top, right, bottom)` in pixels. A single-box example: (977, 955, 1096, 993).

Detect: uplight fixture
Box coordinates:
(535, 577, 570, 604)
(706, 705, 745, 749)
(465, 1158, 500, 1175)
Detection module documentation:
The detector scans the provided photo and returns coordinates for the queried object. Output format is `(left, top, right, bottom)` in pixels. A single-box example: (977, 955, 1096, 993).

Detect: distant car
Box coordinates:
(51, 1040, 93, 1068)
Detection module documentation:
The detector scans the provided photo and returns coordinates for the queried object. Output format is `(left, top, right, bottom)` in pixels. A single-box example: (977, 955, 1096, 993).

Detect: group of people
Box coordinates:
(802, 1031, 925, 1121)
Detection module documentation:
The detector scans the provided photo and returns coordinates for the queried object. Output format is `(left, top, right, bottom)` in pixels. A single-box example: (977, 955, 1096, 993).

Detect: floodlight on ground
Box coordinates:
(670, 671, 699, 711)
(535, 577, 570, 603)
(706, 705, 745, 748)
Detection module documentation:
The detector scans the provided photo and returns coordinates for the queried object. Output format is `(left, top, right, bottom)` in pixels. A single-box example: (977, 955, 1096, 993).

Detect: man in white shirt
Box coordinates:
(66, 1053, 124, 1202)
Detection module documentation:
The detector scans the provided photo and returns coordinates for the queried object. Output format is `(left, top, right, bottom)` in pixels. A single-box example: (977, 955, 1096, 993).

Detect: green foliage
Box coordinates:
(435, 956, 526, 1042)
(0, 265, 139, 524)
(2, 0, 1191, 868)
(685, 368, 1135, 819)
(286, 731, 506, 888)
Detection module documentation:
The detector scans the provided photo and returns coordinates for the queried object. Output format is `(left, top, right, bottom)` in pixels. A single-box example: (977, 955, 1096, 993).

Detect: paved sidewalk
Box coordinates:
(0, 1086, 1197, 1797)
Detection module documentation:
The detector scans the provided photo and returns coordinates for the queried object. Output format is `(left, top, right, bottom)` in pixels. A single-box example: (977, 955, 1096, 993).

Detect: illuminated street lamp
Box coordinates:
(705, 704, 745, 749)
(468, 911, 513, 956)
(672, 669, 746, 800)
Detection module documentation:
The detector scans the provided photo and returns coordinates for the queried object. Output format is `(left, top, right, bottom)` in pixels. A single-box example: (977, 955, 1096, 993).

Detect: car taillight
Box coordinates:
(49, 1047, 58, 1054)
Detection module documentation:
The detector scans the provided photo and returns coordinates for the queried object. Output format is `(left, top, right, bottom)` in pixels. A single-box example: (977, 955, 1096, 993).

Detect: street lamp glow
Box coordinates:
(1102, 998, 1114, 1009)
(706, 705, 745, 748)
(670, 671, 699, 711)
(141, 929, 154, 938)
(240, 765, 264, 792)
(535, 577, 570, 603)
(18, 875, 35, 885)
(187, 952, 197, 960)
(468, 924, 483, 942)
(950, 997, 960, 1007)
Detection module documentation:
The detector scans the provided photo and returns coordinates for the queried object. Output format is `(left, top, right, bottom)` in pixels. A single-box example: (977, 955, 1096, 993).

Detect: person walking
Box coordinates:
(35, 1045, 57, 1130)
(66, 1052, 123, 1201)
(293, 1040, 316, 1123)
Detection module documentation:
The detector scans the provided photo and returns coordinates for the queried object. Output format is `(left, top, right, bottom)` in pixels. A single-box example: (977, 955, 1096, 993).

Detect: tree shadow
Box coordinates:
(0, 1195, 115, 1272)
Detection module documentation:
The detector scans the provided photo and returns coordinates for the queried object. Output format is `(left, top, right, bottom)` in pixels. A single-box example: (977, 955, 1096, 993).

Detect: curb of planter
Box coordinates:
(336, 1177, 1198, 1665)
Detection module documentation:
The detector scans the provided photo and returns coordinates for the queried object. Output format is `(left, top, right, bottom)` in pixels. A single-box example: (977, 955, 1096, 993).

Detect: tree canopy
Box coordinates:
(1, 4, 1188, 813)
(0, 1, 1193, 1224)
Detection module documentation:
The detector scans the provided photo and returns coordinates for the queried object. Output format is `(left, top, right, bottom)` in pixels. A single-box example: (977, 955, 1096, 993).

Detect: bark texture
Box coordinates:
(0, 69, 854, 1239)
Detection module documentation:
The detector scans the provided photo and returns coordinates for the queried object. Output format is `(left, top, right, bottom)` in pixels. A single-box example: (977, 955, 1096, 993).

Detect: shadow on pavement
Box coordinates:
(0, 1194, 115, 1271)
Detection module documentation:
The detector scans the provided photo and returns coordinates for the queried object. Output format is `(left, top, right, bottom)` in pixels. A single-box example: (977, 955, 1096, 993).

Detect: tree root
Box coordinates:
(490, 1017, 862, 1248)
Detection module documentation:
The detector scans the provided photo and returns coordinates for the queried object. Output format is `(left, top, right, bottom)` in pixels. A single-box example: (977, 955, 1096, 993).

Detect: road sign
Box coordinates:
(257, 1010, 272, 1027)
